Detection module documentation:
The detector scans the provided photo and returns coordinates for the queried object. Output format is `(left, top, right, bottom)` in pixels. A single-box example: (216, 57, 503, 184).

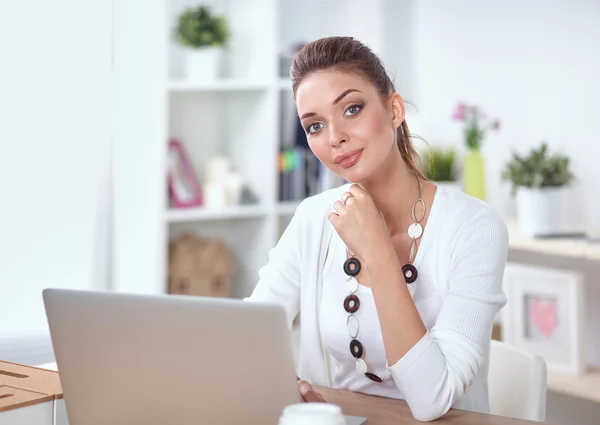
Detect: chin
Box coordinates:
(336, 164, 376, 184)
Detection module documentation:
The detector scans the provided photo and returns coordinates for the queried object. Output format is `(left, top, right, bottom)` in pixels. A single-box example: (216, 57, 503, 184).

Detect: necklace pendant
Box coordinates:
(346, 276, 359, 293)
(356, 358, 367, 374)
(365, 372, 383, 383)
(343, 257, 361, 276)
(408, 222, 423, 239)
(402, 263, 418, 283)
(343, 294, 360, 313)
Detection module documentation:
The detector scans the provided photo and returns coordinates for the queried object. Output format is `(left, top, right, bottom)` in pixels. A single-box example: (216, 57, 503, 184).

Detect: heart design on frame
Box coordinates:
(530, 298, 558, 338)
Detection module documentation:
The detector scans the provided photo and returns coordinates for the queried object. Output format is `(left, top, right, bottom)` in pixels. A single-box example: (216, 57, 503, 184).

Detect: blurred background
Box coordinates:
(0, 0, 599, 423)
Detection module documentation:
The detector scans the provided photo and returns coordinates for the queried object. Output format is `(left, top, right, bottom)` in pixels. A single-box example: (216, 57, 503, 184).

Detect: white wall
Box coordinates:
(111, 0, 168, 295)
(410, 0, 600, 233)
(280, 0, 386, 62)
(0, 0, 113, 338)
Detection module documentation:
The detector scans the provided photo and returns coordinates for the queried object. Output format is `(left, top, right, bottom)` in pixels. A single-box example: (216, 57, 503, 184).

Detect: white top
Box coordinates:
(245, 183, 509, 422)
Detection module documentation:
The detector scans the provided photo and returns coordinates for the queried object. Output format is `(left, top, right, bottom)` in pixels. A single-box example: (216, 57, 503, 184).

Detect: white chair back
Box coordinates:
(488, 339, 547, 421)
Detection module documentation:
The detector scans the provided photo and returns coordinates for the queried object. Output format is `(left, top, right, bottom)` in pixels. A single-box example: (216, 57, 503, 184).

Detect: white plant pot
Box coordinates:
(516, 186, 570, 237)
(184, 46, 222, 81)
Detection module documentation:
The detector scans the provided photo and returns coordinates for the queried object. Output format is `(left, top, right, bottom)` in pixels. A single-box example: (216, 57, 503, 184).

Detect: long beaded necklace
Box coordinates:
(342, 172, 425, 383)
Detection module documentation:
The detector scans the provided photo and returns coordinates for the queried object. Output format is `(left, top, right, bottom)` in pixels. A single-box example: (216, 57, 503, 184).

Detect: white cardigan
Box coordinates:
(245, 183, 509, 421)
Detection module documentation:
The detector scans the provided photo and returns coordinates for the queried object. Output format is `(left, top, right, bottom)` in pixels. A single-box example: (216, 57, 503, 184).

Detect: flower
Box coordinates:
(451, 102, 500, 150)
(451, 103, 468, 121)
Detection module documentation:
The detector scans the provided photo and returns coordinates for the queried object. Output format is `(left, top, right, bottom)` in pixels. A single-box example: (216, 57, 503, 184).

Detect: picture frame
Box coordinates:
(501, 262, 586, 375)
(167, 138, 203, 208)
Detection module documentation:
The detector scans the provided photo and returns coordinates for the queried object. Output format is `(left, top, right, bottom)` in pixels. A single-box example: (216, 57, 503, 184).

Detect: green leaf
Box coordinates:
(173, 6, 230, 48)
(500, 141, 574, 197)
(422, 147, 457, 182)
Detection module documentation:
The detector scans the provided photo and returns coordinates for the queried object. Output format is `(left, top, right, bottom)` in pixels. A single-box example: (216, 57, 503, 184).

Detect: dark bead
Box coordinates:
(343, 294, 360, 313)
(343, 257, 361, 277)
(365, 372, 383, 383)
(349, 339, 363, 359)
(402, 264, 418, 284)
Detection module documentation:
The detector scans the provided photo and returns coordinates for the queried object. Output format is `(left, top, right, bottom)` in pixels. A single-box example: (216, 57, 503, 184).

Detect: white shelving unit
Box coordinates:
(109, 0, 408, 298)
(159, 0, 406, 298)
(166, 0, 281, 298)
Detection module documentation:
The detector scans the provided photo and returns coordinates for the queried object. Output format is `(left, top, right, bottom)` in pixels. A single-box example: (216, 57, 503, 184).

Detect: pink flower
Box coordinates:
(491, 119, 500, 130)
(451, 103, 467, 121)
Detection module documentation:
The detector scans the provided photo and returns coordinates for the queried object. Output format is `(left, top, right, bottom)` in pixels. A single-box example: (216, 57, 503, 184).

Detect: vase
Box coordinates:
(463, 148, 486, 201)
(516, 187, 570, 237)
(184, 46, 222, 82)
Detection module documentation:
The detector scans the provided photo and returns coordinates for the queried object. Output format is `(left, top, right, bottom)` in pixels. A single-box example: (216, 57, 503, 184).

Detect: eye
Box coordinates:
(345, 104, 363, 116)
(306, 122, 323, 134)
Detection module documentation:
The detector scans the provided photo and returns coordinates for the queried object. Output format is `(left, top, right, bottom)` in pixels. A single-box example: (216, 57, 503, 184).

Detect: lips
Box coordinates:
(335, 149, 363, 168)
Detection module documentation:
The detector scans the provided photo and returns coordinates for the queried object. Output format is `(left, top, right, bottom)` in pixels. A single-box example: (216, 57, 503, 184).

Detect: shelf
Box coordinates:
(166, 204, 269, 223)
(168, 79, 273, 93)
(506, 218, 600, 260)
(547, 368, 600, 403)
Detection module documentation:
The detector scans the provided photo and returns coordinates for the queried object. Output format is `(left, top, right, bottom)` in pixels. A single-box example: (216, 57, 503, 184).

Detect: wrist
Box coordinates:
(363, 238, 396, 269)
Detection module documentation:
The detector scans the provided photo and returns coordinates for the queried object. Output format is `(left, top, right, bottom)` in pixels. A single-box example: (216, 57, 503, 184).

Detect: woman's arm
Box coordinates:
(243, 202, 306, 330)
(367, 211, 509, 422)
(366, 245, 426, 363)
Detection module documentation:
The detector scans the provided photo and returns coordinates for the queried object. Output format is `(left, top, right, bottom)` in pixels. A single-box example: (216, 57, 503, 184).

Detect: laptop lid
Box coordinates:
(43, 288, 300, 425)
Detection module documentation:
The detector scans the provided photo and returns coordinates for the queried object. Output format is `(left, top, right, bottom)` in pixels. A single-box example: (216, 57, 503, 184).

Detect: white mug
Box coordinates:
(278, 403, 346, 425)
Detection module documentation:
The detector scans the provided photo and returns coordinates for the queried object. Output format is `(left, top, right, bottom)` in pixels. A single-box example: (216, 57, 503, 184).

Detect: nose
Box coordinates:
(328, 120, 349, 147)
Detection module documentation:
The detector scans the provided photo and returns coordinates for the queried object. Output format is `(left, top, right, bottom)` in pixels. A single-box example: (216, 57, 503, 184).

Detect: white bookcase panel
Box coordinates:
(167, 204, 270, 223)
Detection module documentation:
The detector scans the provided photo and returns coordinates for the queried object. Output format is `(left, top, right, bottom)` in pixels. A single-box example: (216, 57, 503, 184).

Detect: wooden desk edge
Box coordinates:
(315, 386, 558, 425)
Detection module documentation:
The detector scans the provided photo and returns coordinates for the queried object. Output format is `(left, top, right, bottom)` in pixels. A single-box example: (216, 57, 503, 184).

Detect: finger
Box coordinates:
(298, 380, 318, 402)
(328, 211, 340, 228)
(343, 193, 357, 207)
(302, 389, 324, 403)
(340, 191, 353, 204)
(348, 183, 366, 197)
(331, 200, 346, 215)
(298, 380, 312, 395)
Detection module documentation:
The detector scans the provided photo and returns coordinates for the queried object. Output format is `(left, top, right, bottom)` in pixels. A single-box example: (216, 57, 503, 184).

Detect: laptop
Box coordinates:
(42, 288, 367, 425)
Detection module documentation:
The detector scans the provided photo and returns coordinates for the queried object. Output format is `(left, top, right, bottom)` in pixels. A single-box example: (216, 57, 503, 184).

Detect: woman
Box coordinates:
(246, 36, 508, 422)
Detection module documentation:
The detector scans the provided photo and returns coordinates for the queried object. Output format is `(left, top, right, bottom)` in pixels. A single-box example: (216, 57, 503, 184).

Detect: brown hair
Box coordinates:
(290, 36, 424, 179)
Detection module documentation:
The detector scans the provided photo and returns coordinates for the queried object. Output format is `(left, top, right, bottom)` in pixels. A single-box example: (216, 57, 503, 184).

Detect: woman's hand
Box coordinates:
(298, 380, 326, 403)
(328, 184, 390, 260)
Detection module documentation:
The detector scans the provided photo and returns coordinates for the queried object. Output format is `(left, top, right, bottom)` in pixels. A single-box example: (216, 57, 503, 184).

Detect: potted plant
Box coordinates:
(451, 102, 500, 201)
(422, 146, 460, 191)
(501, 142, 575, 237)
(173, 6, 230, 81)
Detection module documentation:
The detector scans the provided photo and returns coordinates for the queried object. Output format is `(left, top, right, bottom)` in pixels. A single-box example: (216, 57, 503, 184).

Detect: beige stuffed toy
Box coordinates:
(168, 233, 235, 298)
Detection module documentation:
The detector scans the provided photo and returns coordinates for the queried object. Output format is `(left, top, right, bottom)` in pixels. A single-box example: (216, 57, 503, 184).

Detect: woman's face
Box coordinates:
(295, 69, 405, 183)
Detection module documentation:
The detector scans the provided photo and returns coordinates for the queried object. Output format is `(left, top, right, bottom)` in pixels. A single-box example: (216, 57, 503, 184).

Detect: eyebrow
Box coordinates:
(300, 88, 362, 120)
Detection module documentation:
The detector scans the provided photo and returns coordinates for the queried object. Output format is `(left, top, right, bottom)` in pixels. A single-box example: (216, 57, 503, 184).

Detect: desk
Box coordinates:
(316, 386, 554, 425)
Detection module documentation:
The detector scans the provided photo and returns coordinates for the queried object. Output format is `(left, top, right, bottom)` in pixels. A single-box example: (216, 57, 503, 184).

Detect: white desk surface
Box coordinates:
(505, 218, 600, 260)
